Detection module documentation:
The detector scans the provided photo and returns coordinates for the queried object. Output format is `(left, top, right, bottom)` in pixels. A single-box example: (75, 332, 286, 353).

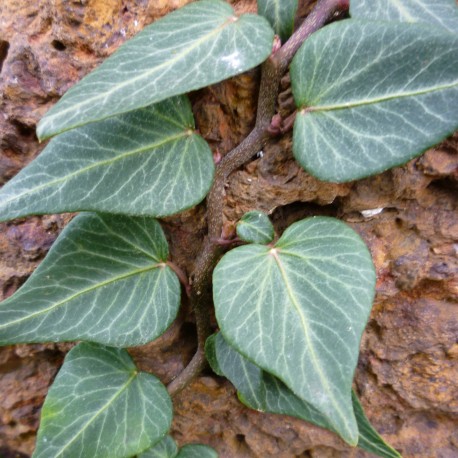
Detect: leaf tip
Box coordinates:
(36, 121, 46, 142)
(36, 118, 54, 142)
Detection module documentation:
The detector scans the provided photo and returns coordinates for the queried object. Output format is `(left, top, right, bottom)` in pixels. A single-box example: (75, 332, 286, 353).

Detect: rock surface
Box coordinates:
(0, 1, 457, 457)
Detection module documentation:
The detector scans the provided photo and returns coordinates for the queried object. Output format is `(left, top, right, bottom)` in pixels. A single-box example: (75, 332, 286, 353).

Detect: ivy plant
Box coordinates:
(0, 0, 457, 456)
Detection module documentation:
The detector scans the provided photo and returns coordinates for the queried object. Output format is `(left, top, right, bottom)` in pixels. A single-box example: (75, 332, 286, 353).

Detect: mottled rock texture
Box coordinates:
(0, 1, 457, 457)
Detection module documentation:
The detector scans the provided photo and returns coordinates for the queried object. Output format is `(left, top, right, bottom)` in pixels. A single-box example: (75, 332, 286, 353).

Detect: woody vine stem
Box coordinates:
(167, 0, 349, 396)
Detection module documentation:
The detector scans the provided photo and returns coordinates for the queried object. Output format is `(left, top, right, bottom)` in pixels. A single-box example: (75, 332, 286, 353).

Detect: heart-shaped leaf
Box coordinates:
(350, 0, 458, 33)
(0, 213, 180, 347)
(236, 210, 275, 244)
(213, 217, 376, 444)
(139, 436, 218, 458)
(257, 0, 298, 42)
(291, 20, 458, 182)
(206, 333, 401, 458)
(0, 97, 214, 221)
(33, 343, 172, 458)
(37, 0, 274, 139)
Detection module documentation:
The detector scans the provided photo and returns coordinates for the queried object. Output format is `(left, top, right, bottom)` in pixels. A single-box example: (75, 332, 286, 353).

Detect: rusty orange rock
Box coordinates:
(0, 1, 457, 457)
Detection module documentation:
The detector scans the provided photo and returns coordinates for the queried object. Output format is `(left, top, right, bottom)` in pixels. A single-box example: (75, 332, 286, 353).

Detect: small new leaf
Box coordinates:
(236, 210, 275, 244)
(33, 343, 172, 458)
(0, 97, 214, 220)
(350, 0, 458, 33)
(0, 213, 180, 347)
(291, 20, 458, 182)
(37, 0, 274, 139)
(213, 217, 376, 445)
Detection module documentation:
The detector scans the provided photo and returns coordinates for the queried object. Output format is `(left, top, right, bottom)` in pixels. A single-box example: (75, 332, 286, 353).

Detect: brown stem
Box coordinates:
(210, 237, 242, 246)
(167, 239, 219, 396)
(167, 343, 207, 396)
(274, 0, 348, 73)
(166, 0, 348, 397)
(166, 281, 211, 396)
(207, 128, 266, 239)
(166, 261, 191, 298)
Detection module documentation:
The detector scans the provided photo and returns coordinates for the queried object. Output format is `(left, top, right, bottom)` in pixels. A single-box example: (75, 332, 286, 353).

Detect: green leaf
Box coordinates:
(33, 343, 172, 458)
(139, 437, 218, 458)
(205, 334, 224, 377)
(0, 213, 180, 347)
(208, 332, 325, 421)
(37, 0, 274, 140)
(257, 0, 298, 42)
(177, 445, 218, 458)
(213, 217, 376, 445)
(236, 210, 274, 244)
(291, 20, 458, 182)
(352, 392, 402, 458)
(0, 97, 214, 221)
(207, 333, 401, 458)
(350, 0, 458, 33)
(206, 333, 266, 414)
(138, 435, 179, 458)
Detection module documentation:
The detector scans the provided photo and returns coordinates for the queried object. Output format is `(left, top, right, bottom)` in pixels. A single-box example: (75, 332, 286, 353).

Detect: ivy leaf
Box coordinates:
(139, 436, 218, 458)
(257, 0, 298, 42)
(0, 213, 180, 347)
(352, 392, 402, 458)
(291, 20, 458, 182)
(207, 333, 401, 458)
(236, 210, 275, 244)
(138, 436, 179, 458)
(33, 343, 172, 458)
(177, 445, 218, 458)
(37, 0, 274, 140)
(0, 97, 214, 221)
(350, 0, 458, 33)
(213, 217, 376, 445)
(205, 334, 224, 377)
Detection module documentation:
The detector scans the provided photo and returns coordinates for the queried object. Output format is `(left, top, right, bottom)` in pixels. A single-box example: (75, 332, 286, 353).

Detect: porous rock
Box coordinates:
(0, 1, 457, 457)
